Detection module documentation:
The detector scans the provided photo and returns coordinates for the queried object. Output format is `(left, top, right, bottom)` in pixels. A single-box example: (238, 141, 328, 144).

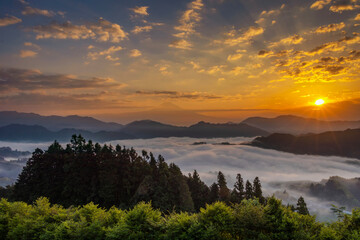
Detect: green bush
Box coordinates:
(0, 197, 359, 240)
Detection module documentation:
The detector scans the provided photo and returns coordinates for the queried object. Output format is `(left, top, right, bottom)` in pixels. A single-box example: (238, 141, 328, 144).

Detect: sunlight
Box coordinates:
(315, 99, 325, 106)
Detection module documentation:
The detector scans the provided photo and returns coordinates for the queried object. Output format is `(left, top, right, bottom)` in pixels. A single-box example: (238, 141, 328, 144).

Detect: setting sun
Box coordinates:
(315, 99, 325, 106)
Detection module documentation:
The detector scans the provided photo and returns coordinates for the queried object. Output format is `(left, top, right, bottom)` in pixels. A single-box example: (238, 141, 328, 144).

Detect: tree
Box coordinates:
(245, 180, 253, 200)
(231, 173, 244, 204)
(187, 170, 210, 211)
(209, 183, 219, 203)
(296, 196, 309, 215)
(253, 177, 265, 204)
(217, 171, 230, 202)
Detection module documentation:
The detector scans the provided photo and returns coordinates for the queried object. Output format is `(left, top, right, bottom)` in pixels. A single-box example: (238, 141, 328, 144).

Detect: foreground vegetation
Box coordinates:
(1, 135, 359, 239)
(0, 197, 360, 240)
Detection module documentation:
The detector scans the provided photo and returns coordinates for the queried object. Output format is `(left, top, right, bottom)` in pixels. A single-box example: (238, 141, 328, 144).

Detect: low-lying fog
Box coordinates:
(1, 137, 359, 221)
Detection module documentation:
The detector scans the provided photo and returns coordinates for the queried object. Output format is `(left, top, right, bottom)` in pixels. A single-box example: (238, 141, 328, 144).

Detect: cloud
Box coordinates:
(269, 34, 304, 48)
(19, 50, 38, 58)
(0, 15, 22, 27)
(32, 18, 128, 43)
(22, 6, 55, 17)
(173, 0, 204, 38)
(87, 45, 123, 60)
(132, 25, 152, 34)
(0, 67, 124, 92)
(227, 52, 243, 61)
(169, 39, 193, 49)
(24, 42, 41, 50)
(224, 26, 264, 46)
(355, 13, 360, 20)
(329, 0, 360, 12)
(314, 22, 346, 33)
(135, 90, 222, 99)
(310, 0, 332, 10)
(105, 55, 120, 61)
(130, 6, 149, 16)
(129, 49, 142, 58)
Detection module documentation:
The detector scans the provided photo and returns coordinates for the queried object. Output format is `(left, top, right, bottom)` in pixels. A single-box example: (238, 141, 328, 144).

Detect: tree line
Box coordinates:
(0, 135, 308, 214)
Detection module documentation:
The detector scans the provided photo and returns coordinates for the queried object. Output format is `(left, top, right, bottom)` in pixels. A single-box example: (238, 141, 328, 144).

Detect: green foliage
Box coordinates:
(0, 197, 358, 240)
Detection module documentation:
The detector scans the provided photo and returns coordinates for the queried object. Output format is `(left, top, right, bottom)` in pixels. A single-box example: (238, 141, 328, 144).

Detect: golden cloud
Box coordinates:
(0, 15, 22, 27)
(130, 6, 149, 16)
(32, 18, 128, 43)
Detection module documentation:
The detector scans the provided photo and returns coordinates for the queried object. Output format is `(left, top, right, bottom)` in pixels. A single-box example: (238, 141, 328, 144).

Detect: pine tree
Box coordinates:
(245, 180, 253, 199)
(231, 173, 244, 203)
(187, 170, 210, 211)
(217, 171, 230, 202)
(209, 183, 219, 203)
(253, 177, 265, 204)
(296, 196, 309, 215)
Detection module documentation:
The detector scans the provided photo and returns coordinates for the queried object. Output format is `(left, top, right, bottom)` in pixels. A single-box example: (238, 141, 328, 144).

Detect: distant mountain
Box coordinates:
(0, 147, 31, 158)
(272, 176, 360, 209)
(0, 111, 123, 132)
(242, 115, 360, 134)
(121, 120, 268, 139)
(0, 120, 269, 142)
(0, 124, 133, 142)
(247, 128, 360, 159)
(187, 121, 268, 138)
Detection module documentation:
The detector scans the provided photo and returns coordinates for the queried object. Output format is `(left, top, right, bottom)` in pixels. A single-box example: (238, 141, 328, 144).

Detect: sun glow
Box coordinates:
(315, 99, 325, 106)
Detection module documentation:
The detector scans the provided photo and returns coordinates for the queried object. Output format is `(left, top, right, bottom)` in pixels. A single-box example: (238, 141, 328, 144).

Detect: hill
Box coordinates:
(0, 111, 123, 132)
(247, 128, 360, 159)
(242, 115, 360, 134)
(0, 120, 268, 142)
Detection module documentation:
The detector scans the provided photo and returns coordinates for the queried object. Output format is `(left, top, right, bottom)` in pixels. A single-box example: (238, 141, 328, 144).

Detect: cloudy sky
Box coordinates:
(0, 0, 360, 121)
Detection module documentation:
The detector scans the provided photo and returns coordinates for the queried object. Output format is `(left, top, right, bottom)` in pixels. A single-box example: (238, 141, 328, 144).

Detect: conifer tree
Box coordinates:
(231, 173, 244, 203)
(253, 177, 265, 204)
(209, 183, 219, 203)
(217, 171, 230, 202)
(245, 180, 253, 199)
(296, 196, 309, 215)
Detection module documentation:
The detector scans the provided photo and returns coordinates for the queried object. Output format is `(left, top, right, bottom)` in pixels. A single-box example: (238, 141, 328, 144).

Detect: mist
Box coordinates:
(1, 137, 359, 220)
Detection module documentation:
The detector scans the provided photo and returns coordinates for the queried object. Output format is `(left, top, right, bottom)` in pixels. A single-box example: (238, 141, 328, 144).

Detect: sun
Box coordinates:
(315, 99, 325, 106)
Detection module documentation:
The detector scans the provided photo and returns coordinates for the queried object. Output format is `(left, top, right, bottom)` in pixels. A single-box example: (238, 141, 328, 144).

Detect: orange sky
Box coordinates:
(0, 0, 360, 123)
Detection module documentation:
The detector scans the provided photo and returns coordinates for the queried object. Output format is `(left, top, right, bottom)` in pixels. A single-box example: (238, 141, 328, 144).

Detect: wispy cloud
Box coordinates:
(19, 50, 38, 58)
(129, 49, 142, 58)
(87, 45, 123, 60)
(32, 18, 128, 43)
(223, 26, 264, 46)
(130, 6, 149, 16)
(0, 15, 22, 27)
(310, 0, 332, 10)
(22, 6, 55, 17)
(0, 67, 124, 92)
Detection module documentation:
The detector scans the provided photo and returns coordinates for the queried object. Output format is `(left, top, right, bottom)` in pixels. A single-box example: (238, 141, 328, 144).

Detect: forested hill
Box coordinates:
(6, 135, 267, 212)
(247, 128, 360, 159)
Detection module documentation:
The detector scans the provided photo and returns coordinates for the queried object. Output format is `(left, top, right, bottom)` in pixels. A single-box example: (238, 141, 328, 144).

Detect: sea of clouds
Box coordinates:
(1, 137, 359, 220)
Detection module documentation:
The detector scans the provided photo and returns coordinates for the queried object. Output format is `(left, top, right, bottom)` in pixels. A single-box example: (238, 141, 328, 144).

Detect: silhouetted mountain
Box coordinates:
(0, 120, 268, 142)
(188, 121, 268, 138)
(121, 120, 187, 138)
(0, 124, 133, 142)
(242, 115, 360, 134)
(248, 128, 360, 159)
(0, 111, 123, 132)
(0, 147, 30, 158)
(122, 120, 268, 139)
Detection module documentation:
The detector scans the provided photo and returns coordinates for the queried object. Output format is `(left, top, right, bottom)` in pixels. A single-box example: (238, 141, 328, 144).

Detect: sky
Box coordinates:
(0, 0, 360, 123)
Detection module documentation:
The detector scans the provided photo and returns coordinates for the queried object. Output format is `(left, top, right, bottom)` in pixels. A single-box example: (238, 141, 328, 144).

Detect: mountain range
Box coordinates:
(248, 128, 360, 159)
(242, 115, 360, 134)
(1, 111, 360, 143)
